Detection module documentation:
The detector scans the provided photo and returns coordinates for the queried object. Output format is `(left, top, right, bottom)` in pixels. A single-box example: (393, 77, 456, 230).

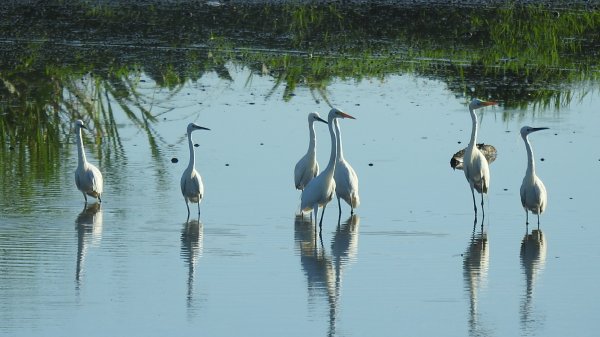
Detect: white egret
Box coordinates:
(519, 126, 548, 227)
(463, 98, 497, 216)
(181, 123, 210, 218)
(301, 108, 355, 230)
(294, 112, 328, 190)
(333, 118, 360, 215)
(74, 119, 103, 204)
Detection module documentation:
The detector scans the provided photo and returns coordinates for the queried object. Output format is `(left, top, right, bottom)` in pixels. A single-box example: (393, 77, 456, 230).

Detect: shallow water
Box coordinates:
(1, 66, 600, 337)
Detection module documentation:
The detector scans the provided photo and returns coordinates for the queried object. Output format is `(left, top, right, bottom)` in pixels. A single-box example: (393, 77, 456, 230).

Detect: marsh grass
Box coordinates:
(1, 2, 599, 195)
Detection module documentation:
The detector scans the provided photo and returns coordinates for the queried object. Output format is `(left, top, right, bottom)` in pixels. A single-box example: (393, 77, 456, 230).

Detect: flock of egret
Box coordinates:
(73, 99, 549, 230)
(453, 99, 549, 228)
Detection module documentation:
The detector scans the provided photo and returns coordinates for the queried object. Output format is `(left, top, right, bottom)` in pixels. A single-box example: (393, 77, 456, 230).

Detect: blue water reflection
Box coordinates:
(520, 229, 547, 335)
(180, 218, 204, 313)
(75, 203, 103, 289)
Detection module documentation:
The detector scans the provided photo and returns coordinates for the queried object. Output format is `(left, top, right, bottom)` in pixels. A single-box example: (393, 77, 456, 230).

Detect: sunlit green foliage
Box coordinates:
(1, 1, 599, 186)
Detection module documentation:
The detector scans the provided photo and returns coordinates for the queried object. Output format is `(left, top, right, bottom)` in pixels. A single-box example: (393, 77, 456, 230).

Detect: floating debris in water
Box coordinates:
(194, 143, 199, 147)
(368, 163, 374, 166)
(171, 158, 178, 163)
(225, 163, 229, 166)
(540, 158, 545, 161)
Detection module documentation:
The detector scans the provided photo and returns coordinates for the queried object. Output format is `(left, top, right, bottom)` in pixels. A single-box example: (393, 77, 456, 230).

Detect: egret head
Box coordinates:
(469, 98, 497, 110)
(187, 123, 210, 135)
(520, 126, 549, 138)
(308, 112, 327, 124)
(74, 119, 87, 130)
(328, 107, 356, 121)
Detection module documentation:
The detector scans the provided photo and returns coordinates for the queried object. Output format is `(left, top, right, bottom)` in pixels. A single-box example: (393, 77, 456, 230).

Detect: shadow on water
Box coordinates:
(294, 213, 360, 337)
(463, 220, 491, 337)
(75, 202, 103, 290)
(180, 218, 204, 314)
(520, 228, 547, 335)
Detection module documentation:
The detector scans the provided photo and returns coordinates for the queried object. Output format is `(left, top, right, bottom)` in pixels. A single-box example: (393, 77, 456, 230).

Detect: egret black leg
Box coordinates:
(319, 205, 327, 232)
(471, 187, 477, 215)
(481, 193, 485, 218)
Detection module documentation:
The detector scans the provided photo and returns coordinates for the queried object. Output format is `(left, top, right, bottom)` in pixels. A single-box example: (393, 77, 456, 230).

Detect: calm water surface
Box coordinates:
(1, 67, 600, 337)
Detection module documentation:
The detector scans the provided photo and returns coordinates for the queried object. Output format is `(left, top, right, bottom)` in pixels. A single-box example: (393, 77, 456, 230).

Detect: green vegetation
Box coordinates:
(1, 1, 599, 189)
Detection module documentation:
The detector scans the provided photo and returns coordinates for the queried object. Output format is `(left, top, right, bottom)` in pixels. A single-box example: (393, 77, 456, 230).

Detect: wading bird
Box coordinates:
(181, 123, 210, 218)
(520, 126, 548, 227)
(74, 119, 103, 204)
(333, 118, 360, 215)
(450, 143, 497, 171)
(463, 98, 497, 217)
(294, 112, 328, 191)
(301, 108, 355, 230)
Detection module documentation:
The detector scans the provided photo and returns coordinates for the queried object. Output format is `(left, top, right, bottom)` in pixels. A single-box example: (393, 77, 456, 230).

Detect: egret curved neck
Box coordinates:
(334, 119, 344, 161)
(469, 107, 478, 147)
(323, 117, 338, 175)
(307, 121, 317, 154)
(524, 136, 536, 175)
(187, 132, 196, 170)
(76, 127, 87, 167)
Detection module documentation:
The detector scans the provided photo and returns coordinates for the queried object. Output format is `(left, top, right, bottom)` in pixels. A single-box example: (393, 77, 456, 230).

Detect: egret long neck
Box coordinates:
(468, 107, 478, 149)
(76, 127, 87, 168)
(308, 120, 317, 155)
(524, 136, 536, 177)
(187, 132, 196, 170)
(334, 119, 344, 161)
(323, 116, 338, 175)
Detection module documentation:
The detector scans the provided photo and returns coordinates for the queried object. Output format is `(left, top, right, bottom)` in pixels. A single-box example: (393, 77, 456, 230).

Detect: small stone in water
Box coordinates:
(194, 144, 199, 147)
(171, 158, 178, 163)
(368, 163, 374, 166)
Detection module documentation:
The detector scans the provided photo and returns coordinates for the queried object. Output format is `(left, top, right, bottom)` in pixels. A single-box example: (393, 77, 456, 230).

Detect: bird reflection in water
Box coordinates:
(294, 214, 360, 337)
(181, 218, 204, 313)
(463, 223, 491, 337)
(75, 202, 103, 289)
(520, 228, 547, 334)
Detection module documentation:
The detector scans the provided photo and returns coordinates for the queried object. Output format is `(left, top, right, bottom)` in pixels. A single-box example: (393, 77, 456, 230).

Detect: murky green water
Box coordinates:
(1, 2, 600, 337)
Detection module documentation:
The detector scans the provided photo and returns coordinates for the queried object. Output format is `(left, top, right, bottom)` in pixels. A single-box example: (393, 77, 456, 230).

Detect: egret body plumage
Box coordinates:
(301, 108, 355, 229)
(294, 112, 328, 190)
(520, 126, 548, 227)
(463, 98, 497, 216)
(181, 123, 210, 218)
(74, 119, 103, 203)
(333, 118, 360, 215)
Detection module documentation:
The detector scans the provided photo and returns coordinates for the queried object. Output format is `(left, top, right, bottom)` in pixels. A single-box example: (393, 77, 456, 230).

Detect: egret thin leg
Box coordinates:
(319, 204, 327, 231)
(337, 196, 342, 216)
(480, 193, 485, 217)
(470, 186, 477, 215)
